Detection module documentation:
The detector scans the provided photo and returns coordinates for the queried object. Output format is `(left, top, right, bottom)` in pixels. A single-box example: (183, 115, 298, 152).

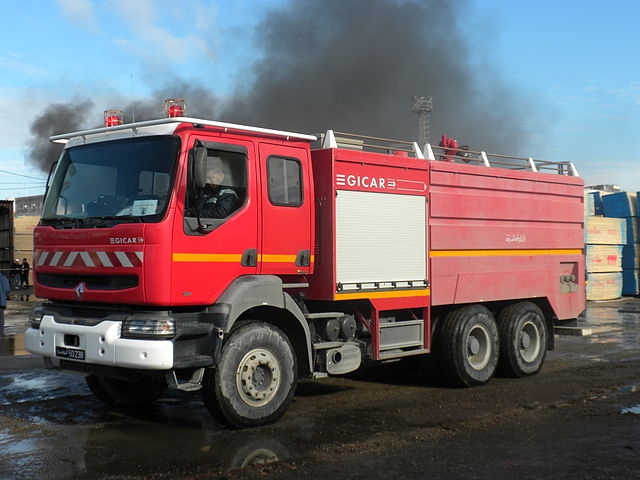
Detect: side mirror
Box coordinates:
(192, 146, 208, 190)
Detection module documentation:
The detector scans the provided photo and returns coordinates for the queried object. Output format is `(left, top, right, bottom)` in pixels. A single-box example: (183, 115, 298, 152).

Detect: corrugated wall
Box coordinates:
(0, 201, 13, 276)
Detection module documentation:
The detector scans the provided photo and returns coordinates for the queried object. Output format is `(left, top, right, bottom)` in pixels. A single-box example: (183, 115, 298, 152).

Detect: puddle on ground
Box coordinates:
(0, 371, 91, 406)
(581, 305, 640, 349)
(621, 405, 640, 414)
(616, 384, 640, 414)
(0, 369, 308, 479)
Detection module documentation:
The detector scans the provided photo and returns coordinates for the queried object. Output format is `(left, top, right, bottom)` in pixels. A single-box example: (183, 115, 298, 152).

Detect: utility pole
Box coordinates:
(412, 95, 433, 145)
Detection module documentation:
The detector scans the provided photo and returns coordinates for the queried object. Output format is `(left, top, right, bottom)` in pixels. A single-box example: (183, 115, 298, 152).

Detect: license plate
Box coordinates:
(56, 346, 86, 361)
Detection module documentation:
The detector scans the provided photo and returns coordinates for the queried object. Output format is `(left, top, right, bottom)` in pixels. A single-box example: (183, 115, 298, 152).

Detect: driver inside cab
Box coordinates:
(198, 158, 240, 218)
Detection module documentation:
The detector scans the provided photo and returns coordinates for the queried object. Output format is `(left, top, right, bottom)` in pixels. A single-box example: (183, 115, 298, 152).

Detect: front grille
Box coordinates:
(37, 273, 138, 290)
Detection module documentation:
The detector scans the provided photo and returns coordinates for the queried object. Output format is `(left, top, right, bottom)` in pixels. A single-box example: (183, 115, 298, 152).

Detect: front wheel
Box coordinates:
(437, 305, 499, 387)
(497, 302, 547, 378)
(203, 321, 297, 429)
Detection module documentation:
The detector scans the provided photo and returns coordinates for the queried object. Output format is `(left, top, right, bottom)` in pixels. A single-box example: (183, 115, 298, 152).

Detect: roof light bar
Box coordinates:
(104, 109, 124, 127)
(164, 98, 186, 118)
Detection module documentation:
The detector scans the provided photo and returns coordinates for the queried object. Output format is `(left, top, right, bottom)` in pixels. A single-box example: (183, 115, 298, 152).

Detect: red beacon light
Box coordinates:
(104, 109, 124, 127)
(164, 98, 186, 118)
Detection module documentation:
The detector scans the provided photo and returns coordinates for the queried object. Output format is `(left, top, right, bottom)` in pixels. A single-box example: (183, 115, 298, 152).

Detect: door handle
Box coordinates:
(241, 249, 258, 267)
(295, 249, 311, 267)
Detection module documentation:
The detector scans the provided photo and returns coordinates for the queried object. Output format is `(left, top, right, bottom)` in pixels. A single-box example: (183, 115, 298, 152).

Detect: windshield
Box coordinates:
(41, 136, 180, 226)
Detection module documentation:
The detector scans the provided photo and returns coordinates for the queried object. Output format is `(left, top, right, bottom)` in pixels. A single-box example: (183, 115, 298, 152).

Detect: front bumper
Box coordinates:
(25, 315, 174, 370)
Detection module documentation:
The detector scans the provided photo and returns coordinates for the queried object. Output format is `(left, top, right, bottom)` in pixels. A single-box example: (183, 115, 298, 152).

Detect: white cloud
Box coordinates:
(0, 54, 49, 79)
(110, 0, 218, 63)
(0, 90, 49, 150)
(0, 89, 49, 199)
(56, 0, 101, 33)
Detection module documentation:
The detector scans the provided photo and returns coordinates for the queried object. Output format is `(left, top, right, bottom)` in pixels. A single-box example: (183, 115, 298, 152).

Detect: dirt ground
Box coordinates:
(1, 296, 640, 479)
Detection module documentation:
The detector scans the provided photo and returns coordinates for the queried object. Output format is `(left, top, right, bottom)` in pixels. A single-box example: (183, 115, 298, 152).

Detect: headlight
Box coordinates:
(29, 307, 45, 329)
(122, 314, 175, 339)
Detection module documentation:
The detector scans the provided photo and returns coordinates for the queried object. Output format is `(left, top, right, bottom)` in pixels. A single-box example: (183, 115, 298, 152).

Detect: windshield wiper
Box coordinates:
(83, 215, 143, 225)
(43, 216, 144, 229)
(40, 218, 85, 229)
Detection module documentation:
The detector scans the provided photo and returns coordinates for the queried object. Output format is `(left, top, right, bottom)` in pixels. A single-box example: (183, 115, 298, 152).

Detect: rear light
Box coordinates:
(164, 98, 186, 117)
(104, 109, 124, 126)
(122, 314, 176, 339)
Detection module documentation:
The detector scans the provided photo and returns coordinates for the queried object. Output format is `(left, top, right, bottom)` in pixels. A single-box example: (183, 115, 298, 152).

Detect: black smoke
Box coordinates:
(25, 83, 218, 172)
(125, 82, 220, 123)
(221, 0, 530, 151)
(26, 100, 93, 173)
(26, 0, 534, 172)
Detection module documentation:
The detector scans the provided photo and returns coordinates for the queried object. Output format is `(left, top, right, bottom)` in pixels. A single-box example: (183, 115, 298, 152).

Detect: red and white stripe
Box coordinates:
(36, 250, 143, 268)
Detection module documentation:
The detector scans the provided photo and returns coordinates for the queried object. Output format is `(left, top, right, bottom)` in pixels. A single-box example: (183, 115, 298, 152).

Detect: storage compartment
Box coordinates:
(335, 190, 427, 291)
(379, 319, 424, 351)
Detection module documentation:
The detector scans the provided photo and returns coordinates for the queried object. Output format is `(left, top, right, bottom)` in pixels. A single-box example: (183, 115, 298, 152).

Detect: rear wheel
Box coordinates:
(203, 321, 297, 429)
(85, 374, 167, 406)
(497, 302, 547, 377)
(437, 305, 499, 387)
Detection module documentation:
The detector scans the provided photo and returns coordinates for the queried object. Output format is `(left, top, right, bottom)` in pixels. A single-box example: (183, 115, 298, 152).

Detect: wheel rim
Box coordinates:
(519, 316, 541, 363)
(466, 324, 492, 370)
(236, 348, 281, 408)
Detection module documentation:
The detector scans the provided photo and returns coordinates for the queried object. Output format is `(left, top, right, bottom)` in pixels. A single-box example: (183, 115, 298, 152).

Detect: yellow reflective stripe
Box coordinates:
(430, 249, 582, 257)
(173, 253, 242, 262)
(334, 288, 430, 301)
(172, 253, 315, 263)
(260, 254, 298, 263)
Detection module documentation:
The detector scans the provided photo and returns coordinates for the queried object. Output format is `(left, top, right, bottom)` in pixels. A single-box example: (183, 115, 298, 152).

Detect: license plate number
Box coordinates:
(56, 346, 86, 361)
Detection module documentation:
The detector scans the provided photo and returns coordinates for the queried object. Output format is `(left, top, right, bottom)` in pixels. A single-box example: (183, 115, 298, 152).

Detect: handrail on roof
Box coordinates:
(319, 130, 424, 159)
(50, 117, 318, 144)
(317, 130, 579, 177)
(48, 118, 579, 178)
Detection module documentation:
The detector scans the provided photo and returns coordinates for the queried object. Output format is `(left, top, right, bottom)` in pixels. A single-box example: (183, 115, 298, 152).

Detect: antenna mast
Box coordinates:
(412, 95, 433, 145)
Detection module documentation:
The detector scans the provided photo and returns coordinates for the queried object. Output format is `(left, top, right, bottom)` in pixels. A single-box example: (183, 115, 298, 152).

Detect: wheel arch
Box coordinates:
(215, 275, 313, 376)
(234, 305, 312, 377)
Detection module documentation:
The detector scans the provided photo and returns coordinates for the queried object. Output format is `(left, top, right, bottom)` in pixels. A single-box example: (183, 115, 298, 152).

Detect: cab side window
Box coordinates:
(186, 147, 247, 220)
(267, 156, 302, 206)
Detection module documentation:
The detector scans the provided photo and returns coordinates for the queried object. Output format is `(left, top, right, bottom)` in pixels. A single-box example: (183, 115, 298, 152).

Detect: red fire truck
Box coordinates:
(25, 100, 585, 428)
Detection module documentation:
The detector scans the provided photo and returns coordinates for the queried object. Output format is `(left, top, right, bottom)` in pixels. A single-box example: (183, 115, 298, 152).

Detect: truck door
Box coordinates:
(172, 138, 258, 305)
(258, 143, 313, 276)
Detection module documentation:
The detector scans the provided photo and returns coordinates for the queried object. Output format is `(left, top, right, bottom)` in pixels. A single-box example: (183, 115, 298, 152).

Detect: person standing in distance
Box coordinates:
(20, 258, 30, 289)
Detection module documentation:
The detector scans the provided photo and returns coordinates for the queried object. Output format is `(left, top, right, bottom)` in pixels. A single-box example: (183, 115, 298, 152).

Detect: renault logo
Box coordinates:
(75, 282, 86, 300)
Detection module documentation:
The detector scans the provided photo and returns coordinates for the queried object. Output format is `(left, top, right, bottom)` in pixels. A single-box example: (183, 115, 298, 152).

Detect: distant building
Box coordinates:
(586, 184, 621, 193)
(15, 195, 44, 216)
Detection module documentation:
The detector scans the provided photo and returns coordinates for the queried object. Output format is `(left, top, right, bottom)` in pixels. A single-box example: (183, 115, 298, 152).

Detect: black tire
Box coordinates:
(202, 321, 297, 429)
(437, 305, 499, 387)
(497, 302, 547, 378)
(85, 374, 167, 406)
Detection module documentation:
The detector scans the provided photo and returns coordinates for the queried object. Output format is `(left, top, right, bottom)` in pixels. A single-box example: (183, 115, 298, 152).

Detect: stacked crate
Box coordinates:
(601, 192, 639, 295)
(584, 193, 625, 300)
(585, 190, 603, 217)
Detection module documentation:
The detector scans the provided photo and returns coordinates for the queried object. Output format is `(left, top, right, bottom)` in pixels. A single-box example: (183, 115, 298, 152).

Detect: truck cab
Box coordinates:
(27, 107, 322, 427)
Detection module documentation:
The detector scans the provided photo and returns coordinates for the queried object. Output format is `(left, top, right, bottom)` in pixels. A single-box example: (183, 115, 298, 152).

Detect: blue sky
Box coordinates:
(1, 0, 639, 199)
